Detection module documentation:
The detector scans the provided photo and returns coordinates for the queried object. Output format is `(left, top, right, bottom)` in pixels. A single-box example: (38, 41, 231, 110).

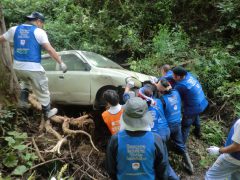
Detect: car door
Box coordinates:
(42, 52, 91, 105)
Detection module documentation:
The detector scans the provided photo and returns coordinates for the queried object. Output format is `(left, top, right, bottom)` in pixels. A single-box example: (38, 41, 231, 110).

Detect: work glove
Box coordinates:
(206, 146, 220, 155)
(150, 77, 159, 84)
(60, 62, 67, 73)
(127, 81, 135, 88)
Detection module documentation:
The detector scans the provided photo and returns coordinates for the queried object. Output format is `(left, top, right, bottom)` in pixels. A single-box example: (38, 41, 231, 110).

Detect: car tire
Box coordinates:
(93, 86, 124, 110)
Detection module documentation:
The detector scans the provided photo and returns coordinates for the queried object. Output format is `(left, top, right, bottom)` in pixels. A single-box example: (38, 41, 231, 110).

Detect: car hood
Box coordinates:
(99, 68, 153, 82)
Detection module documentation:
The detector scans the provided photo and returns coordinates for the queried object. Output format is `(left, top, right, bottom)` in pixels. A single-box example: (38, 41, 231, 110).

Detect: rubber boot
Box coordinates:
(182, 152, 194, 175)
(42, 104, 58, 119)
(18, 88, 30, 109)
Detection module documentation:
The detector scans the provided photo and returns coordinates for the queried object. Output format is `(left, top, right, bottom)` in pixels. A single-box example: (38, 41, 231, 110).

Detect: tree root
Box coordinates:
(62, 119, 99, 152)
(28, 94, 98, 154)
(28, 94, 42, 110)
(45, 137, 68, 154)
(32, 137, 45, 162)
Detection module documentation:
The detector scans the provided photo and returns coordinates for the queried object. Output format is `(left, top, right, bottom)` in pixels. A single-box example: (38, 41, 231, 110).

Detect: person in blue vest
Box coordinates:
(205, 118, 240, 179)
(160, 64, 173, 80)
(138, 84, 170, 143)
(156, 78, 194, 174)
(150, 64, 174, 91)
(138, 85, 180, 180)
(172, 66, 208, 143)
(106, 97, 169, 180)
(0, 12, 67, 119)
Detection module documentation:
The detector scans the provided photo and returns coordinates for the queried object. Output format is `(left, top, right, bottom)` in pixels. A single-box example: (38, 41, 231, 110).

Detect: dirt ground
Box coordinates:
(56, 105, 211, 180)
(1, 104, 213, 179)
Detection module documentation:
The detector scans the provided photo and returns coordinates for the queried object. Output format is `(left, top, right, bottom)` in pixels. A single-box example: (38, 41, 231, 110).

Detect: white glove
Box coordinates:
(150, 77, 158, 84)
(60, 62, 67, 73)
(127, 81, 135, 88)
(207, 146, 220, 155)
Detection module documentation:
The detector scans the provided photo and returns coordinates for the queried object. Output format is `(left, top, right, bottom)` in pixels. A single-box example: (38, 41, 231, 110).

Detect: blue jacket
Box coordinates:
(14, 24, 41, 62)
(174, 72, 208, 115)
(161, 90, 182, 126)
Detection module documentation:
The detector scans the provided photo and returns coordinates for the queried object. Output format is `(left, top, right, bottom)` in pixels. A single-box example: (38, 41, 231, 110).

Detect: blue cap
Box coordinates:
(26, 12, 45, 22)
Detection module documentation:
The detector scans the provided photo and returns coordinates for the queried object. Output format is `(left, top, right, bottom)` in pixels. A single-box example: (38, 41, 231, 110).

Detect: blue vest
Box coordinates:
(225, 120, 240, 160)
(117, 130, 155, 180)
(14, 24, 41, 63)
(159, 71, 176, 86)
(174, 73, 208, 115)
(150, 99, 169, 133)
(162, 90, 182, 125)
(164, 70, 173, 79)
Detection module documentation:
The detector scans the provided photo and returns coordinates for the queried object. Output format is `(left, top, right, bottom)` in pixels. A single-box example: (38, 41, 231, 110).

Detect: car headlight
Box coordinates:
(125, 77, 142, 88)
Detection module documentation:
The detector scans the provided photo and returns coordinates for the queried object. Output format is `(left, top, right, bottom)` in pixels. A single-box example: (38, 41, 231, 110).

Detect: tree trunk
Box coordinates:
(0, 3, 19, 100)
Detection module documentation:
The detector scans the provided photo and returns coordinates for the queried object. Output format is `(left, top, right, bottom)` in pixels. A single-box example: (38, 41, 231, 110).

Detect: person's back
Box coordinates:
(106, 97, 169, 180)
(161, 89, 182, 125)
(102, 90, 122, 135)
(14, 24, 41, 63)
(174, 72, 208, 115)
(102, 110, 122, 135)
(117, 130, 156, 180)
(149, 99, 170, 141)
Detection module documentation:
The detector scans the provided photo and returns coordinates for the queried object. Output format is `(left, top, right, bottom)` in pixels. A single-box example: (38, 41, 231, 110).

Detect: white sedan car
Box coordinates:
(42, 50, 153, 108)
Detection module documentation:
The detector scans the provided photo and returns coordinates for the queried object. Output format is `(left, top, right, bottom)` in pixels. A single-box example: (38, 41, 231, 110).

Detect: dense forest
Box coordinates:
(0, 0, 240, 179)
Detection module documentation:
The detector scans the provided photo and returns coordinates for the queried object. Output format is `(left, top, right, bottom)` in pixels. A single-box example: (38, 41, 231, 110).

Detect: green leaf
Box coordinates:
(8, 131, 27, 139)
(12, 165, 28, 176)
(226, 44, 234, 49)
(3, 154, 18, 167)
(7, 131, 20, 137)
(5, 136, 16, 146)
(17, 133, 28, 139)
(13, 144, 27, 151)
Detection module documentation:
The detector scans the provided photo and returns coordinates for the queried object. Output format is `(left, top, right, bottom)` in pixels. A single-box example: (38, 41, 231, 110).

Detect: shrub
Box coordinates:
(128, 25, 191, 74)
(201, 119, 225, 146)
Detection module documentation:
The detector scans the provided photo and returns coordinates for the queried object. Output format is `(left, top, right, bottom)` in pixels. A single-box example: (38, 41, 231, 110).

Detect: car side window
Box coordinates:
(42, 57, 57, 71)
(61, 54, 88, 71)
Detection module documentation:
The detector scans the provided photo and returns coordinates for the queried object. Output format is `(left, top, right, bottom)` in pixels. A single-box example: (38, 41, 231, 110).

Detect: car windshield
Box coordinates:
(81, 51, 123, 69)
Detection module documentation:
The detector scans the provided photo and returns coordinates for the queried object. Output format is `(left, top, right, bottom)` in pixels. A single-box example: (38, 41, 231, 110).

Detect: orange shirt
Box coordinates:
(102, 109, 123, 135)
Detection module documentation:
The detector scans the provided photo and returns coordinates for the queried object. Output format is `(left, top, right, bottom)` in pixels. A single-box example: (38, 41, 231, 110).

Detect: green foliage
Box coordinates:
(129, 57, 158, 75)
(201, 119, 225, 146)
(1, 131, 38, 176)
(193, 47, 240, 100)
(215, 0, 240, 46)
(0, 108, 15, 131)
(214, 81, 240, 117)
(0, 109, 38, 178)
(153, 25, 190, 60)
(129, 25, 190, 74)
(199, 155, 217, 169)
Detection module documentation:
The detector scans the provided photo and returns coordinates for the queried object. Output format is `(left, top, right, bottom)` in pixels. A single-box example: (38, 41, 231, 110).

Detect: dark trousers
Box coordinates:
(182, 114, 200, 143)
(169, 123, 186, 154)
